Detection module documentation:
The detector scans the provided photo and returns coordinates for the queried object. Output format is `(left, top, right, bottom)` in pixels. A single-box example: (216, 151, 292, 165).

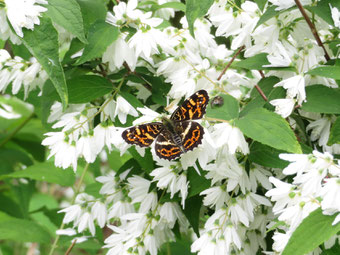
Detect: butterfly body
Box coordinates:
(122, 90, 209, 160)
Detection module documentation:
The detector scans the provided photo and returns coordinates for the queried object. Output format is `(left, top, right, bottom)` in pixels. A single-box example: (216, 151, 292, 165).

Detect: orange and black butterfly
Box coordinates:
(122, 90, 209, 160)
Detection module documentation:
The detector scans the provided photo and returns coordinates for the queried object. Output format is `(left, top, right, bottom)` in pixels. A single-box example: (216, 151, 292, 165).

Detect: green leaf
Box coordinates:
(77, 0, 107, 32)
(1, 162, 75, 186)
(186, 0, 214, 37)
(282, 208, 340, 255)
(255, 6, 278, 27)
(120, 91, 144, 108)
(232, 53, 295, 71)
(249, 142, 289, 168)
(206, 94, 239, 121)
(0, 194, 24, 218)
(0, 215, 51, 243)
(328, 116, 340, 145)
(307, 66, 340, 80)
(46, 0, 87, 43)
(67, 75, 114, 103)
(183, 195, 202, 236)
(21, 16, 68, 109)
(45, 75, 115, 103)
(187, 167, 210, 198)
(306, 0, 340, 25)
(232, 53, 270, 70)
(235, 108, 302, 154)
(76, 20, 119, 65)
(127, 147, 155, 174)
(157, 2, 186, 11)
(301, 85, 340, 114)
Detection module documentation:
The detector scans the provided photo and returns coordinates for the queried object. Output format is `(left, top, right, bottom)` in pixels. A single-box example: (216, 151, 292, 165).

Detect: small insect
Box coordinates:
(122, 90, 209, 160)
(210, 95, 224, 108)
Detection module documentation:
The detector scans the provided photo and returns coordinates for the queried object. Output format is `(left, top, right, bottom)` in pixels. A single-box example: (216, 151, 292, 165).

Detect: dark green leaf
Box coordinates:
(302, 85, 340, 114)
(46, 0, 87, 43)
(1, 162, 75, 186)
(76, 20, 119, 65)
(67, 75, 114, 103)
(21, 16, 68, 108)
(328, 116, 340, 145)
(282, 208, 340, 255)
(127, 147, 155, 174)
(183, 195, 202, 236)
(307, 66, 340, 80)
(120, 91, 144, 108)
(321, 242, 340, 255)
(206, 94, 239, 121)
(0, 215, 51, 243)
(235, 108, 302, 153)
(186, 0, 214, 37)
(187, 167, 210, 198)
(0, 194, 24, 218)
(249, 142, 289, 168)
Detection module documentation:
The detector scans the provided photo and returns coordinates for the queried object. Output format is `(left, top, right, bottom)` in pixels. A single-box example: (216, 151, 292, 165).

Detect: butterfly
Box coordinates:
(121, 90, 209, 160)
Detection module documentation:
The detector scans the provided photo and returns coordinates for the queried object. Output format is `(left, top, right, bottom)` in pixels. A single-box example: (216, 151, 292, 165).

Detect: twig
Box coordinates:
(123, 62, 152, 91)
(254, 84, 268, 101)
(65, 239, 77, 255)
(258, 70, 265, 78)
(217, 45, 245, 81)
(294, 0, 330, 61)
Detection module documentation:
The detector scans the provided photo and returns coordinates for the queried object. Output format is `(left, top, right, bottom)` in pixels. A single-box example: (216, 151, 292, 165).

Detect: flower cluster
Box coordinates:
(0, 49, 47, 98)
(266, 151, 340, 253)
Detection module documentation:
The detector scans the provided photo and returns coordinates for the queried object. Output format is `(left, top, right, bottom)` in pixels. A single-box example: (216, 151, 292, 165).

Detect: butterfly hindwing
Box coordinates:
(170, 90, 209, 121)
(122, 122, 163, 147)
(155, 130, 182, 160)
(176, 121, 204, 152)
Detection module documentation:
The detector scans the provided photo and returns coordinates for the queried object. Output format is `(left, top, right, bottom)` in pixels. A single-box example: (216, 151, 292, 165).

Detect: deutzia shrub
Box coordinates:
(1, 0, 340, 254)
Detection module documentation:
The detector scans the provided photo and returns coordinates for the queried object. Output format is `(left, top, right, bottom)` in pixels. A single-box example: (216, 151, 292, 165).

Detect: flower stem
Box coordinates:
(254, 84, 268, 101)
(294, 0, 330, 61)
(217, 45, 245, 81)
(0, 112, 35, 148)
(48, 163, 90, 255)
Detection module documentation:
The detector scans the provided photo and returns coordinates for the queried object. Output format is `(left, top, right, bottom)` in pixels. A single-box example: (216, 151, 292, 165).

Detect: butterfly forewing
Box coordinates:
(155, 130, 182, 160)
(170, 90, 209, 121)
(122, 122, 163, 147)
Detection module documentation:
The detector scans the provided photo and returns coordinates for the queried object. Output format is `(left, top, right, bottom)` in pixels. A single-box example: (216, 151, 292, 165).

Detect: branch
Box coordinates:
(65, 239, 77, 255)
(217, 45, 245, 81)
(254, 84, 268, 101)
(294, 0, 330, 61)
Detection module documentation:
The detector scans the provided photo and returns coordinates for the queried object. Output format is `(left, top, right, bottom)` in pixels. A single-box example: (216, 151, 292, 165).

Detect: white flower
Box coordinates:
(77, 211, 96, 236)
(268, 0, 311, 11)
(200, 186, 229, 209)
(114, 96, 138, 124)
(266, 177, 295, 213)
(330, 4, 340, 28)
(4, 0, 48, 37)
(270, 98, 296, 118)
(0, 103, 21, 119)
(91, 201, 107, 228)
(306, 117, 332, 147)
(102, 35, 137, 71)
(274, 75, 306, 105)
(211, 123, 249, 154)
(42, 132, 78, 170)
(321, 178, 340, 216)
(58, 204, 82, 224)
